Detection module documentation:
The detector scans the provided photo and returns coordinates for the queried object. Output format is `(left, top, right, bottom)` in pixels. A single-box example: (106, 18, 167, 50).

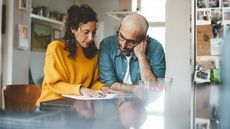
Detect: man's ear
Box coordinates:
(143, 35, 149, 41)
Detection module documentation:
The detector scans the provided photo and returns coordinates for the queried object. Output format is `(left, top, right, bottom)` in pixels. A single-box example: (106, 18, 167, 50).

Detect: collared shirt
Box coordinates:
(99, 35, 166, 85)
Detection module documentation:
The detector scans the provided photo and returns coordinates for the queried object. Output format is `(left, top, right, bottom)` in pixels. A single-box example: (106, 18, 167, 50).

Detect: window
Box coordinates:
(140, 0, 166, 50)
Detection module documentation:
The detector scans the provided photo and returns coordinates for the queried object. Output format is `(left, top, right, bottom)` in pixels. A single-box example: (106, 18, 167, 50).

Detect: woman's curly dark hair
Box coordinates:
(64, 4, 98, 59)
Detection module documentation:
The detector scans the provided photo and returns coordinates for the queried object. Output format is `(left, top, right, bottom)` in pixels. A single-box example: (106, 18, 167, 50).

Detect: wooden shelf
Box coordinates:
(30, 14, 64, 26)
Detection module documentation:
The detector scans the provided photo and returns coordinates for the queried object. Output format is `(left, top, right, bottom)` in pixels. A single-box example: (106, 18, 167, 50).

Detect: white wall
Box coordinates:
(165, 0, 192, 129)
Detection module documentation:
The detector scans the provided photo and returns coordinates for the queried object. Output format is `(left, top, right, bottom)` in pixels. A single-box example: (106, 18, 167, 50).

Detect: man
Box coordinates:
(99, 13, 166, 92)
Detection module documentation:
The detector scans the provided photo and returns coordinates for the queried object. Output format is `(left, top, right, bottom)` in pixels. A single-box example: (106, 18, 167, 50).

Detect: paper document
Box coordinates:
(62, 94, 133, 100)
(62, 94, 118, 100)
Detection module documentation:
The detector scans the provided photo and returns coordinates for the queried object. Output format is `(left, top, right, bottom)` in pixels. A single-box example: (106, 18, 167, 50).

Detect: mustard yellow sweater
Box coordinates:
(36, 40, 104, 106)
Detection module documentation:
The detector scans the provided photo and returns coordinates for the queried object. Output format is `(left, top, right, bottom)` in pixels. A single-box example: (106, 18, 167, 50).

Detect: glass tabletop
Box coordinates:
(193, 83, 221, 129)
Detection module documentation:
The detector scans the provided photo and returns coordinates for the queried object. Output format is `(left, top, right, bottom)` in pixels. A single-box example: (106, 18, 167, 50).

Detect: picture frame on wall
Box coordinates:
(197, 0, 208, 8)
(197, 9, 211, 25)
(31, 22, 52, 51)
(19, 0, 28, 11)
(18, 24, 29, 50)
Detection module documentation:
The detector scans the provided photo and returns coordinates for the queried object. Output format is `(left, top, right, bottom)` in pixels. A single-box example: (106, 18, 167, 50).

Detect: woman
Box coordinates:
(36, 4, 113, 106)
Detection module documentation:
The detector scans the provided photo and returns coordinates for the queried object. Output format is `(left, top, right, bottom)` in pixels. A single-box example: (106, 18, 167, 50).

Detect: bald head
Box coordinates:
(120, 13, 149, 37)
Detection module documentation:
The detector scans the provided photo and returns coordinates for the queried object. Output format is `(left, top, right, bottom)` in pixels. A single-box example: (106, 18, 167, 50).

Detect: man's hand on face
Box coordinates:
(134, 39, 147, 59)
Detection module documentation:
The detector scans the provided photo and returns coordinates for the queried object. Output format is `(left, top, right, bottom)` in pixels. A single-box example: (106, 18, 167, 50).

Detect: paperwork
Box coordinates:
(62, 94, 120, 100)
(62, 93, 133, 100)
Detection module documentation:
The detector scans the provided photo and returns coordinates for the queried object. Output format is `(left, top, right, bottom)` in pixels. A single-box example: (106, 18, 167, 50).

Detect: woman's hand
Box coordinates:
(80, 87, 105, 97)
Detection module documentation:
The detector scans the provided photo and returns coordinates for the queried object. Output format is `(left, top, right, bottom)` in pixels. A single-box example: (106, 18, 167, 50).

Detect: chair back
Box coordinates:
(3, 84, 41, 111)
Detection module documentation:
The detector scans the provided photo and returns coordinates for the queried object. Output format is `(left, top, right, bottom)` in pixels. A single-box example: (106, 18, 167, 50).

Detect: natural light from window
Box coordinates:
(140, 0, 166, 22)
(139, 0, 166, 129)
(140, 0, 166, 50)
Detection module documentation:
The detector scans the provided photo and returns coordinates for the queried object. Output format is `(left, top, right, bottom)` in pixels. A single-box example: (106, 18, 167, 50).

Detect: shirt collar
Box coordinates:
(115, 49, 137, 60)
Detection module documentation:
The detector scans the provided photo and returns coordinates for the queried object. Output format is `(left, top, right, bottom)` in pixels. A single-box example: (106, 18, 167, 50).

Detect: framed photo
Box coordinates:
(31, 22, 52, 51)
(18, 24, 29, 50)
(194, 64, 211, 84)
(53, 29, 61, 40)
(19, 0, 28, 10)
(196, 9, 211, 25)
(197, 0, 208, 8)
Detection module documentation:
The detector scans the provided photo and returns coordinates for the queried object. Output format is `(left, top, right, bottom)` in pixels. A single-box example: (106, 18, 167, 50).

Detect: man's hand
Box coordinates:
(101, 86, 123, 94)
(134, 39, 147, 59)
(80, 87, 105, 97)
(111, 82, 137, 93)
(134, 37, 157, 82)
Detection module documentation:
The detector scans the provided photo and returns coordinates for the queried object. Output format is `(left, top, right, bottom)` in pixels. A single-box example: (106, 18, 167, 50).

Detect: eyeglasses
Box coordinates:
(117, 31, 144, 46)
